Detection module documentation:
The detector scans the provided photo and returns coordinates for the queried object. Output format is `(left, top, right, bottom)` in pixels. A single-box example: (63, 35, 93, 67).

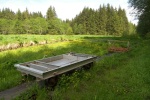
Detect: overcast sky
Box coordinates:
(0, 0, 138, 24)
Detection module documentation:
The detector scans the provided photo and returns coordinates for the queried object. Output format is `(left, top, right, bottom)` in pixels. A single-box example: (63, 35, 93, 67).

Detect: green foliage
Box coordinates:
(52, 38, 150, 100)
(27, 18, 48, 34)
(0, 35, 85, 46)
(128, 0, 150, 37)
(0, 8, 15, 20)
(137, 12, 150, 37)
(47, 18, 73, 35)
(47, 18, 63, 35)
(0, 35, 110, 92)
(0, 19, 15, 34)
(16, 9, 22, 20)
(128, 22, 136, 35)
(71, 4, 131, 36)
(128, 0, 149, 14)
(1, 35, 150, 100)
(97, 5, 107, 35)
(14, 20, 24, 34)
(22, 8, 30, 20)
(46, 6, 57, 20)
(0, 4, 135, 35)
(72, 23, 85, 35)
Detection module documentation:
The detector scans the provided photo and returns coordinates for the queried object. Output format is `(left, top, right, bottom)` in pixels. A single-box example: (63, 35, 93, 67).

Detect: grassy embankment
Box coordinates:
(52, 38, 150, 100)
(0, 35, 80, 52)
(0, 35, 112, 46)
(0, 35, 115, 52)
(14, 36, 150, 100)
(0, 35, 111, 92)
(0, 35, 69, 45)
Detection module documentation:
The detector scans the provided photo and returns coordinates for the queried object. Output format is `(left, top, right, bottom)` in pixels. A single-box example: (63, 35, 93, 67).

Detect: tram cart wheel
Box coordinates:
(45, 76, 59, 89)
(83, 62, 94, 70)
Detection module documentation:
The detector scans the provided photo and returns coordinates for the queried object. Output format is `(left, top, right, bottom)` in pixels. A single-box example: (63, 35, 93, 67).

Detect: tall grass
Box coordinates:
(1, 35, 147, 100)
(52, 39, 150, 100)
(0, 40, 108, 92)
(0, 35, 121, 46)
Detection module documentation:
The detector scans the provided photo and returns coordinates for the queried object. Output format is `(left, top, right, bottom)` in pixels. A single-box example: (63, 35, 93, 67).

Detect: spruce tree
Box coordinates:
(46, 6, 57, 20)
(22, 8, 30, 20)
(16, 9, 22, 20)
(97, 5, 107, 35)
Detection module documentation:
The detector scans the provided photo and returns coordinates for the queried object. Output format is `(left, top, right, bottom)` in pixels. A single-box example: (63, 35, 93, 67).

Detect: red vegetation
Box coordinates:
(108, 47, 129, 52)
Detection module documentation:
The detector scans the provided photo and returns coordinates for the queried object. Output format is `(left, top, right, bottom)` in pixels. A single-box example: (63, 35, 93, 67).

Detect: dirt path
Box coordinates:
(0, 82, 34, 100)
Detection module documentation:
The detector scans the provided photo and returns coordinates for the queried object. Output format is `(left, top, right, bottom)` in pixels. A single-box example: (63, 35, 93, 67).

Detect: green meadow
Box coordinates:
(0, 35, 150, 100)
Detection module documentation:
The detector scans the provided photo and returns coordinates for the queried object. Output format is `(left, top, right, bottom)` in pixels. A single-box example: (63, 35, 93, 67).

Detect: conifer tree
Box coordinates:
(22, 8, 30, 20)
(97, 5, 107, 35)
(106, 4, 114, 35)
(16, 9, 22, 20)
(46, 6, 57, 20)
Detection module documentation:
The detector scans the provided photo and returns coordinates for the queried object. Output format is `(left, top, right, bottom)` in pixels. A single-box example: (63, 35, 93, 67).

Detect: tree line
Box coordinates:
(71, 4, 136, 35)
(0, 4, 136, 35)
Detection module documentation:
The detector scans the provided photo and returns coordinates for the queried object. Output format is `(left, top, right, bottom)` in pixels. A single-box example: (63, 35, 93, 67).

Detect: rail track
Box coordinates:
(0, 52, 118, 100)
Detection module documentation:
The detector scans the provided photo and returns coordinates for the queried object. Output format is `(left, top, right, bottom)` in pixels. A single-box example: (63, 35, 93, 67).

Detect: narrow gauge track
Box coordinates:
(0, 82, 34, 100)
(0, 53, 118, 100)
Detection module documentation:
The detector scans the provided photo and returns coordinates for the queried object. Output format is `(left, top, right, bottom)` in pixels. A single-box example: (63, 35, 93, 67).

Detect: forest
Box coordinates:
(0, 4, 136, 35)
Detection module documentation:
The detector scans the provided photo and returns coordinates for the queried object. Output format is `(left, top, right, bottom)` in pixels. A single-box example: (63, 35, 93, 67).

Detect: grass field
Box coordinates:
(0, 35, 67, 45)
(1, 35, 149, 100)
(0, 35, 111, 92)
(0, 35, 118, 52)
(0, 35, 115, 46)
(51, 38, 150, 100)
